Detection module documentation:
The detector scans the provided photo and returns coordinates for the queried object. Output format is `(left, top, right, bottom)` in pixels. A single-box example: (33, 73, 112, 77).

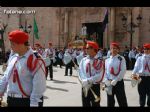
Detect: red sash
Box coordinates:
(10, 58, 29, 97)
(93, 59, 103, 70)
(27, 54, 47, 76)
(12, 54, 46, 97)
(145, 59, 150, 72)
(86, 62, 92, 77)
(96, 60, 105, 83)
(110, 61, 122, 76)
(86, 59, 105, 83)
(13, 69, 29, 97)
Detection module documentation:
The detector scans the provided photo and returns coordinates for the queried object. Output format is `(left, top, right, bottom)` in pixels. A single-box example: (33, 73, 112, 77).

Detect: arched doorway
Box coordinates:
(83, 22, 103, 48)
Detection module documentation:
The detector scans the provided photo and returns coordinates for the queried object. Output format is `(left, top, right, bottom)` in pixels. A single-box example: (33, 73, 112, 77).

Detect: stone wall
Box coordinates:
(1, 7, 150, 52)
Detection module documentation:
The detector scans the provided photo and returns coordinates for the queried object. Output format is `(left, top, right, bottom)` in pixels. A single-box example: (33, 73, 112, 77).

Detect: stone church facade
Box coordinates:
(0, 7, 150, 52)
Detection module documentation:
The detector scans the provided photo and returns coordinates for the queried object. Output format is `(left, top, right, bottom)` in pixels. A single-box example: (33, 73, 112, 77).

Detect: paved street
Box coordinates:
(0, 65, 139, 107)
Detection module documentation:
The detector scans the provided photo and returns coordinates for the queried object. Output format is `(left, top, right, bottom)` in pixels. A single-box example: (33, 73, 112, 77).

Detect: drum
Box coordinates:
(43, 57, 51, 67)
(53, 57, 56, 63)
(63, 53, 72, 65)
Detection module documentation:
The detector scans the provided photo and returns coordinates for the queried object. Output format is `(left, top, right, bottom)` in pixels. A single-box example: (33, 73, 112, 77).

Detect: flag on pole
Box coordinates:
(102, 9, 108, 32)
(33, 17, 39, 39)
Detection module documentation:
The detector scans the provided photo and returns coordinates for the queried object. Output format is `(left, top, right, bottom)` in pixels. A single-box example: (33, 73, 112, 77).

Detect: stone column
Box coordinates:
(110, 7, 115, 43)
(64, 9, 69, 45)
(75, 8, 78, 35)
(132, 7, 141, 47)
(104, 7, 115, 48)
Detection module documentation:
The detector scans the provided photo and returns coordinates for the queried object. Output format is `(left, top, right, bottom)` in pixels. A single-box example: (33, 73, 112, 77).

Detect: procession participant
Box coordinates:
(72, 48, 78, 67)
(0, 30, 46, 107)
(63, 43, 74, 76)
(107, 48, 111, 58)
(103, 42, 128, 107)
(129, 47, 137, 70)
(58, 49, 64, 68)
(131, 43, 150, 107)
(123, 46, 130, 70)
(78, 41, 105, 107)
(76, 46, 87, 66)
(34, 43, 44, 56)
(45, 42, 55, 80)
(97, 48, 103, 59)
(135, 47, 143, 60)
(54, 48, 60, 67)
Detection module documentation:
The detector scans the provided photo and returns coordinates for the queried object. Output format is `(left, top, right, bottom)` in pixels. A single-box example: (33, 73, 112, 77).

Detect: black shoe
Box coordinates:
(50, 78, 53, 80)
(70, 75, 72, 76)
(64, 75, 67, 76)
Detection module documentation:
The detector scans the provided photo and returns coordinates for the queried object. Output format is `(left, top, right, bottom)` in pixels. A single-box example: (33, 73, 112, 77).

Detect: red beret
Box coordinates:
(8, 30, 29, 44)
(86, 41, 99, 50)
(143, 43, 150, 49)
(110, 42, 120, 49)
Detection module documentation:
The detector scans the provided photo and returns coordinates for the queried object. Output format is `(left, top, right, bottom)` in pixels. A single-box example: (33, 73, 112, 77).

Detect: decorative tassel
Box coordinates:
(110, 67, 114, 74)
(13, 69, 18, 83)
(110, 61, 121, 76)
(93, 59, 103, 70)
(86, 63, 89, 73)
(145, 62, 150, 72)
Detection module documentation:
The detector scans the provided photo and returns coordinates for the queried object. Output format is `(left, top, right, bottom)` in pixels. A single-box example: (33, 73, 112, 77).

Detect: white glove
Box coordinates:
(131, 79, 138, 87)
(30, 103, 38, 107)
(82, 80, 89, 88)
(82, 79, 92, 89)
(88, 78, 93, 84)
(138, 78, 142, 84)
(105, 80, 111, 86)
(111, 79, 118, 86)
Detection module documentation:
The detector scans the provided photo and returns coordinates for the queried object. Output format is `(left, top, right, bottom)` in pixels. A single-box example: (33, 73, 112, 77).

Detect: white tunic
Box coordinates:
(132, 54, 150, 76)
(79, 55, 104, 84)
(103, 54, 126, 82)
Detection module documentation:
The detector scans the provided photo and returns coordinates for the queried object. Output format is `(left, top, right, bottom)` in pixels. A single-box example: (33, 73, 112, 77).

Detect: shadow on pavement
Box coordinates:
(43, 95, 49, 99)
(52, 79, 78, 84)
(46, 85, 68, 92)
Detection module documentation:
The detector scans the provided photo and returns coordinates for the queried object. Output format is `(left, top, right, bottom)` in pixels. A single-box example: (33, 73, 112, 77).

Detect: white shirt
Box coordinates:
(97, 50, 103, 58)
(45, 47, 55, 59)
(128, 50, 136, 60)
(79, 55, 104, 84)
(132, 54, 150, 76)
(107, 50, 111, 58)
(0, 48, 46, 106)
(103, 54, 126, 82)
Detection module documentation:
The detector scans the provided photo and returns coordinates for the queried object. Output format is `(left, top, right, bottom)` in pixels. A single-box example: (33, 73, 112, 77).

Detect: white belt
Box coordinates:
(8, 93, 29, 98)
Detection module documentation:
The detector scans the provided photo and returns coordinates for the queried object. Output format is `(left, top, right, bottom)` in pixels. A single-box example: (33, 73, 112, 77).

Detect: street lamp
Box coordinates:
(121, 8, 142, 49)
(0, 23, 8, 62)
(19, 19, 32, 34)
